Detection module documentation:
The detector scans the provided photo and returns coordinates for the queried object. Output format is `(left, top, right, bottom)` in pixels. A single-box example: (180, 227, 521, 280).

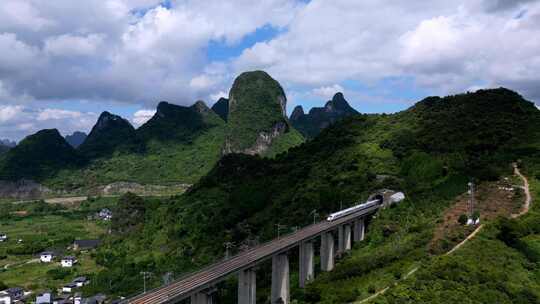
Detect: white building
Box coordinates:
(0, 292, 11, 304)
(61, 256, 77, 268)
(40, 252, 55, 263)
(36, 291, 52, 304)
(0, 234, 7, 242)
(62, 283, 77, 293)
(73, 277, 89, 287)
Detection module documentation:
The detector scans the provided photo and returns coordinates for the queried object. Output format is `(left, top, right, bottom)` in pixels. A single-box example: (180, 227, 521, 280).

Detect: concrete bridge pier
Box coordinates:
(353, 218, 365, 242)
(299, 241, 314, 288)
(320, 232, 335, 271)
(191, 291, 213, 304)
(338, 225, 344, 254)
(238, 268, 256, 304)
(343, 224, 352, 251)
(271, 253, 290, 304)
(338, 224, 352, 254)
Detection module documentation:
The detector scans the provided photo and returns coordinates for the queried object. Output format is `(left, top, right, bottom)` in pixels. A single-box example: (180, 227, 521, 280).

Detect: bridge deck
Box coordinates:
(127, 205, 379, 304)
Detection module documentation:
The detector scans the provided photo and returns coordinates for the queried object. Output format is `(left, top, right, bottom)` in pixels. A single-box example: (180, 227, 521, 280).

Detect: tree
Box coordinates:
(458, 214, 468, 225)
(112, 192, 146, 234)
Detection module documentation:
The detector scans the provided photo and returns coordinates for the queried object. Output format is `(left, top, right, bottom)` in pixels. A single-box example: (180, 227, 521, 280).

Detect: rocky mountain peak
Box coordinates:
(192, 100, 210, 114)
(290, 105, 305, 121)
(324, 92, 357, 114)
(211, 97, 229, 121)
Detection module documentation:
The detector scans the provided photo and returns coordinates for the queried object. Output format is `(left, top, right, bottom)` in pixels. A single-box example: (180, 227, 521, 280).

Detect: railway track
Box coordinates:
(126, 205, 379, 304)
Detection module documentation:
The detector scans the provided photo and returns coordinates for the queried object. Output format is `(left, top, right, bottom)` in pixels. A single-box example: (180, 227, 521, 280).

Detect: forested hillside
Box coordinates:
(86, 88, 540, 301)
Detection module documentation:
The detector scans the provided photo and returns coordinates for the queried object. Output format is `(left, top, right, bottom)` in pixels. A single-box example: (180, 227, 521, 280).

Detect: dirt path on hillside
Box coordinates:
(512, 163, 532, 218)
(354, 164, 533, 304)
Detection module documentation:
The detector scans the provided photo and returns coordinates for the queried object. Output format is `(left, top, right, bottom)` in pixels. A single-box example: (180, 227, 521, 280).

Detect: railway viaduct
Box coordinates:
(125, 190, 399, 304)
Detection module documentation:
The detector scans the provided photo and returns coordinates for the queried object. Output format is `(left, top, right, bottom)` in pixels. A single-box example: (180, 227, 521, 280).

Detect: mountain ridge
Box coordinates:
(290, 92, 359, 138)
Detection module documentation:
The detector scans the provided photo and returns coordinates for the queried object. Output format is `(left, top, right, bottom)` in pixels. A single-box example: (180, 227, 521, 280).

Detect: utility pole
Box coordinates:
(276, 223, 286, 239)
(223, 242, 234, 259)
(140, 271, 152, 293)
(309, 209, 318, 224)
(468, 181, 475, 220)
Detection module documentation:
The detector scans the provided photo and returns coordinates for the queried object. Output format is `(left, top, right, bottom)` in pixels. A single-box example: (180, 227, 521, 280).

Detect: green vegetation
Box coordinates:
(0, 129, 85, 181)
(82, 88, 540, 301)
(226, 70, 303, 153)
(0, 197, 114, 291)
(79, 111, 141, 159)
(49, 102, 227, 188)
(211, 97, 229, 122)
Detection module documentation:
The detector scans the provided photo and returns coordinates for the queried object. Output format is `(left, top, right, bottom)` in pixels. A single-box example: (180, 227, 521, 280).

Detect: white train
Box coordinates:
(326, 199, 381, 221)
(326, 192, 405, 221)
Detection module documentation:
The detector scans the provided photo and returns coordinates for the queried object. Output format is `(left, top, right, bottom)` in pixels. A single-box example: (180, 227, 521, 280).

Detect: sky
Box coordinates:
(1, 0, 540, 141)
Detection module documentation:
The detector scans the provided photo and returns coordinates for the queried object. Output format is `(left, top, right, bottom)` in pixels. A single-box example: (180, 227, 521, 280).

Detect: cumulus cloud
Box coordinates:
(45, 34, 105, 57)
(0, 105, 97, 141)
(312, 85, 344, 99)
(0, 0, 304, 108)
(209, 91, 228, 102)
(132, 109, 156, 126)
(234, 0, 540, 101)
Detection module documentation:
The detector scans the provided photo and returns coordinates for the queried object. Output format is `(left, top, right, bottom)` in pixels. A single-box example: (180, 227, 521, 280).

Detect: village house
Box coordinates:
(0, 234, 7, 242)
(97, 209, 112, 221)
(40, 251, 55, 263)
(73, 277, 90, 288)
(61, 256, 77, 268)
(72, 239, 101, 252)
(0, 287, 25, 304)
(52, 293, 71, 304)
(74, 292, 82, 304)
(0, 291, 11, 304)
(61, 283, 77, 293)
(35, 291, 52, 304)
(81, 294, 106, 304)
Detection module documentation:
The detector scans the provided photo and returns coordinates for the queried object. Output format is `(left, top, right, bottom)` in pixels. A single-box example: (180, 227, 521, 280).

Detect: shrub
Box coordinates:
(458, 214, 468, 225)
(47, 268, 72, 280)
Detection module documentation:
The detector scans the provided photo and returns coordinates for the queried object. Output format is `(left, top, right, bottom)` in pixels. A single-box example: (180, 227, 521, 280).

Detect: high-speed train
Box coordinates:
(326, 192, 405, 221)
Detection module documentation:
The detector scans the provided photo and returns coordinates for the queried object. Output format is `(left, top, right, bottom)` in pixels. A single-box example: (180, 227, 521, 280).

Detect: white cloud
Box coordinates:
(0, 105, 97, 141)
(312, 84, 344, 99)
(0, 0, 304, 107)
(36, 109, 82, 121)
(233, 0, 540, 101)
(45, 34, 105, 57)
(132, 109, 156, 126)
(0, 105, 23, 122)
(209, 91, 228, 102)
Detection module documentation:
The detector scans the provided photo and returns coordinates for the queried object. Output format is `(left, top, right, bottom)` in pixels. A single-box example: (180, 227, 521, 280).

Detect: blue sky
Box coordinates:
(1, 0, 539, 141)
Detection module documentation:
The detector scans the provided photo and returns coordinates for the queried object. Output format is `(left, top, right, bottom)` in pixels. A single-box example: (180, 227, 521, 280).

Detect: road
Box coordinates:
(126, 205, 379, 304)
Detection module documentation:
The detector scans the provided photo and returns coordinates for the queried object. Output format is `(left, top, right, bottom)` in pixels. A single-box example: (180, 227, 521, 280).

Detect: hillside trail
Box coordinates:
(353, 163, 532, 304)
(511, 163, 532, 218)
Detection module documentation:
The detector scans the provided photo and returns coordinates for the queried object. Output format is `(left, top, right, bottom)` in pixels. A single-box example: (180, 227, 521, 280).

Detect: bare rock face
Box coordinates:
(0, 180, 52, 199)
(240, 121, 289, 155)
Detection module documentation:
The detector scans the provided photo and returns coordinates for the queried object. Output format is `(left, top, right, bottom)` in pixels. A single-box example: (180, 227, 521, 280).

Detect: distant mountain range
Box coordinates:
(0, 71, 358, 190)
(290, 92, 359, 138)
(0, 139, 16, 155)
